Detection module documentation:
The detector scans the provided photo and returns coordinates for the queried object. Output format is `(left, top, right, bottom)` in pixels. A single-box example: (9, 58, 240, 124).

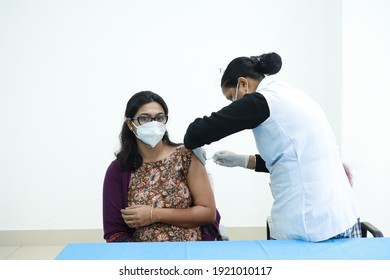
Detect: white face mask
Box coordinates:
(132, 121, 166, 148)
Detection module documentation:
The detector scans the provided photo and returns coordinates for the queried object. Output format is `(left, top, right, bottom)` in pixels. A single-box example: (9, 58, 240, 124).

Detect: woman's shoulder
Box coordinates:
(166, 145, 194, 163)
(103, 159, 130, 191)
(172, 145, 193, 174)
(105, 159, 126, 176)
(107, 158, 119, 170)
(175, 145, 193, 157)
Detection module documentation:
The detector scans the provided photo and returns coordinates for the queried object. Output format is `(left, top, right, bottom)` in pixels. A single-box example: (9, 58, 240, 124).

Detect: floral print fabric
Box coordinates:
(129, 145, 201, 241)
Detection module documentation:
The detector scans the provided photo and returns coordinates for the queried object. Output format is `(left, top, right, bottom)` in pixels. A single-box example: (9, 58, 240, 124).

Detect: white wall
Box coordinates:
(342, 0, 390, 236)
(1, 0, 346, 231)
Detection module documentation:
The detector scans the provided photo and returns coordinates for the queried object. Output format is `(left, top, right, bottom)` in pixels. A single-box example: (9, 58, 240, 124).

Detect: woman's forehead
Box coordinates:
(136, 102, 165, 115)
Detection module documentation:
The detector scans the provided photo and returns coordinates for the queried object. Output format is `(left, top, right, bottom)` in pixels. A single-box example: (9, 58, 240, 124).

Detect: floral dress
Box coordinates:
(129, 145, 201, 242)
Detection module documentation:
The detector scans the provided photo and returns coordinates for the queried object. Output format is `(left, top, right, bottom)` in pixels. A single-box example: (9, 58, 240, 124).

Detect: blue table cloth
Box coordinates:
(56, 238, 390, 260)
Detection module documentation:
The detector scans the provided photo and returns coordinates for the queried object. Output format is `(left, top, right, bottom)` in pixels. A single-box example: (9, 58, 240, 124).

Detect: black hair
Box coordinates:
(221, 52, 282, 88)
(115, 91, 180, 171)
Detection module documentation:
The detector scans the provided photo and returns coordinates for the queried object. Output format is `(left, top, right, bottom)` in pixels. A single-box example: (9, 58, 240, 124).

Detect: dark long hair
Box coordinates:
(115, 91, 180, 171)
(221, 52, 282, 88)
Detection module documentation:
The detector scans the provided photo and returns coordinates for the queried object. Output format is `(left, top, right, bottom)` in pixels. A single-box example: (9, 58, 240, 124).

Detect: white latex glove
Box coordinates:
(192, 147, 207, 165)
(212, 150, 249, 168)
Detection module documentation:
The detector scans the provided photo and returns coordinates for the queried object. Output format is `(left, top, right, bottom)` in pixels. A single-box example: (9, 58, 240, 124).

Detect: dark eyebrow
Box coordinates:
(137, 112, 165, 117)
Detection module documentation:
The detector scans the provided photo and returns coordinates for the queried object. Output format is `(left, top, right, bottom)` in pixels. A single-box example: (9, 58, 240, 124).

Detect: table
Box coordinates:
(56, 238, 390, 260)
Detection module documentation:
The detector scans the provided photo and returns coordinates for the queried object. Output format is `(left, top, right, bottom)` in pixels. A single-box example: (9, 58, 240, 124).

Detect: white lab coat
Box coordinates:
(253, 77, 360, 241)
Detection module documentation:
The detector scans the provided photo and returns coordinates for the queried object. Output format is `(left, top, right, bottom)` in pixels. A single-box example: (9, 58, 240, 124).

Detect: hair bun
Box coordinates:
(252, 52, 282, 75)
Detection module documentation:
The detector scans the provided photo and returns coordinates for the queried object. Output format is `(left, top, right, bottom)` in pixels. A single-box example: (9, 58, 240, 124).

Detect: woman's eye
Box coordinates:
(139, 116, 150, 122)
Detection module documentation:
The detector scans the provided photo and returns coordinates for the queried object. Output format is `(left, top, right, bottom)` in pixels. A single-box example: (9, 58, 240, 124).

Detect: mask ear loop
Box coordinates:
(130, 120, 139, 130)
(126, 118, 139, 137)
(131, 122, 140, 139)
(233, 82, 239, 101)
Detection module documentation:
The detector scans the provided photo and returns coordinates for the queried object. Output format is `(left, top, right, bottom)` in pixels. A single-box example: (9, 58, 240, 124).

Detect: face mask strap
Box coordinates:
(233, 82, 239, 101)
(125, 118, 140, 138)
(131, 120, 139, 129)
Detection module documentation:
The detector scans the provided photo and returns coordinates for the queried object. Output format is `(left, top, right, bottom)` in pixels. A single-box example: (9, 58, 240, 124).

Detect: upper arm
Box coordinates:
(184, 93, 270, 149)
(186, 153, 216, 211)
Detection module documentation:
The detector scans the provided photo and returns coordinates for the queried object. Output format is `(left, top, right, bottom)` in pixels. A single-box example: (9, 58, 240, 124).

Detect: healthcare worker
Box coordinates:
(184, 52, 361, 242)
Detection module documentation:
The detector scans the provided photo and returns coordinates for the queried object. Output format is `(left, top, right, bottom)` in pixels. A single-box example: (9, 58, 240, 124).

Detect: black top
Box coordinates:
(184, 92, 271, 172)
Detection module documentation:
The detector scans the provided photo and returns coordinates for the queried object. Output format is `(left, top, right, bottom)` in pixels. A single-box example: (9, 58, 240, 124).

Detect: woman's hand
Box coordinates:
(121, 205, 154, 228)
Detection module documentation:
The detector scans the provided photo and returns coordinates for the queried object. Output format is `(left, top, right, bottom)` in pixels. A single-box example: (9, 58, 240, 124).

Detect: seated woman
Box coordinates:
(103, 91, 220, 242)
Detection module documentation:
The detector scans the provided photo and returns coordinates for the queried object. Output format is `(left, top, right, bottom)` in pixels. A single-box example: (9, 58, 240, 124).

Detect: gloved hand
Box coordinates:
(212, 150, 249, 168)
(192, 147, 207, 165)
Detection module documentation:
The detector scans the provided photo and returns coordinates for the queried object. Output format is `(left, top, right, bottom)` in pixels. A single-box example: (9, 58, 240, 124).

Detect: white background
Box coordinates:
(0, 0, 389, 236)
